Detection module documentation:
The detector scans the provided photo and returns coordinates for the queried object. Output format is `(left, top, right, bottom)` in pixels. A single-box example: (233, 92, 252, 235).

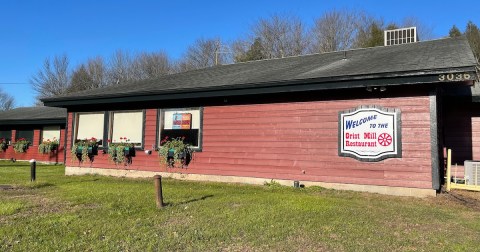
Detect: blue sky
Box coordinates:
(1, 0, 479, 107)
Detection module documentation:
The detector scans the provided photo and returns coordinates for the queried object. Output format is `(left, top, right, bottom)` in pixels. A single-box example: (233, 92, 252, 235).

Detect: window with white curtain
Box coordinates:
(42, 126, 60, 142)
(110, 111, 143, 146)
(75, 113, 104, 143)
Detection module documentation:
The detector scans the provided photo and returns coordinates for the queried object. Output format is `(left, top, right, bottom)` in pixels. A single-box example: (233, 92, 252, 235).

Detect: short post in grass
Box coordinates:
(29, 159, 36, 182)
(154, 175, 164, 208)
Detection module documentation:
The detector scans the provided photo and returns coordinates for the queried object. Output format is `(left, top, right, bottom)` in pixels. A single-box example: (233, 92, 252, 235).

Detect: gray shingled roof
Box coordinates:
(0, 107, 66, 124)
(42, 36, 478, 106)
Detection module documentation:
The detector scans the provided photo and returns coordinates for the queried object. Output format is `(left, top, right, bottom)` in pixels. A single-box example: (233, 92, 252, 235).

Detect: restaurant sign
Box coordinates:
(338, 106, 401, 162)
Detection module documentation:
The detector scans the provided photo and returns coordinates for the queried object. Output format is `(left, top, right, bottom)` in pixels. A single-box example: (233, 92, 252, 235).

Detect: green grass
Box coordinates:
(0, 161, 479, 251)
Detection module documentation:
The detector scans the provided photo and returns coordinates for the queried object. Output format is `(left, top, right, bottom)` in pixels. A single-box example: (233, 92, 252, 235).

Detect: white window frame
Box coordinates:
(108, 110, 144, 147)
(158, 107, 203, 150)
(74, 112, 105, 146)
(42, 126, 61, 143)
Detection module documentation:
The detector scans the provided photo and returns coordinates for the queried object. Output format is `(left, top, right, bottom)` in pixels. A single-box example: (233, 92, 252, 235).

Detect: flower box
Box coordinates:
(0, 139, 8, 152)
(124, 147, 136, 157)
(76, 145, 98, 156)
(38, 138, 59, 154)
(88, 146, 98, 155)
(159, 137, 193, 168)
(107, 138, 136, 164)
(13, 139, 30, 153)
(71, 138, 101, 162)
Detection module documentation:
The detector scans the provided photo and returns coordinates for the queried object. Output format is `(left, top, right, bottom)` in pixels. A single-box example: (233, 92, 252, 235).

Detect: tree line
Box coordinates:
(1, 10, 479, 109)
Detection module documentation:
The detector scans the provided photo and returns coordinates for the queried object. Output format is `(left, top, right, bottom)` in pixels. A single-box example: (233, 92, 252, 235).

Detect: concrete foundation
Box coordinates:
(65, 166, 436, 198)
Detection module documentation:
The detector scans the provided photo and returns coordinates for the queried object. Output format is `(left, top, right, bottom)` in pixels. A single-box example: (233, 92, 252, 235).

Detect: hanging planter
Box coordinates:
(0, 138, 8, 152)
(13, 138, 30, 153)
(124, 146, 136, 157)
(88, 146, 98, 155)
(71, 137, 101, 162)
(107, 137, 136, 164)
(38, 138, 59, 154)
(159, 136, 193, 168)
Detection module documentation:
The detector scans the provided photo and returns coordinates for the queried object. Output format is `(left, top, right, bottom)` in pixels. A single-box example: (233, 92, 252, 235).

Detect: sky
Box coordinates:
(1, 0, 479, 107)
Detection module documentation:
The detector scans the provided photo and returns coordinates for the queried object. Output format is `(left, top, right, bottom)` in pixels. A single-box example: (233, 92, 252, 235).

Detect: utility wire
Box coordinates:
(0, 82, 30, 85)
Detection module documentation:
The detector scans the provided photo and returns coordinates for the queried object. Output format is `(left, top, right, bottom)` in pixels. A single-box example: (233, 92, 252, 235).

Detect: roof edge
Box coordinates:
(0, 118, 66, 126)
(43, 67, 478, 107)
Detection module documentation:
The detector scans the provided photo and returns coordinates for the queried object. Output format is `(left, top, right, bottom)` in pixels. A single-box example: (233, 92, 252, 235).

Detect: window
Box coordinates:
(159, 108, 202, 149)
(42, 126, 61, 142)
(16, 130, 34, 143)
(109, 111, 144, 146)
(0, 130, 12, 143)
(75, 113, 104, 144)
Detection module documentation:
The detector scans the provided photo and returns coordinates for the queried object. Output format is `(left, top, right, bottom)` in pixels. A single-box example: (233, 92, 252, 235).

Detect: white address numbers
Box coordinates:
(438, 73, 471, 81)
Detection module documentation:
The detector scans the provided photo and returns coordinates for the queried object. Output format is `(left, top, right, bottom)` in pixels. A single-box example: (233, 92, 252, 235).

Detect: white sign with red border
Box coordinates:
(338, 106, 401, 161)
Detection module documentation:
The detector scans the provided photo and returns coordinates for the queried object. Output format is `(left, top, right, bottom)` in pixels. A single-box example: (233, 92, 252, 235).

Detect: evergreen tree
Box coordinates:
(236, 38, 266, 62)
(449, 25, 462, 37)
(365, 22, 384, 47)
(465, 21, 480, 61)
(68, 65, 94, 93)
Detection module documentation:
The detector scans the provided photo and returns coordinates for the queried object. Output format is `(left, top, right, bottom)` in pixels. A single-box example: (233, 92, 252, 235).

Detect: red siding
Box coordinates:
(65, 96, 433, 189)
(0, 127, 66, 163)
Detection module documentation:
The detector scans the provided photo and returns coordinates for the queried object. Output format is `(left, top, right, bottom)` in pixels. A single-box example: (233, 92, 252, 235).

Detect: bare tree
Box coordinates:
(401, 16, 435, 41)
(69, 56, 107, 92)
(177, 38, 232, 72)
(106, 50, 136, 85)
(0, 88, 15, 111)
(30, 54, 70, 98)
(131, 51, 173, 79)
(85, 56, 107, 87)
(107, 50, 174, 83)
(240, 14, 309, 59)
(311, 10, 360, 53)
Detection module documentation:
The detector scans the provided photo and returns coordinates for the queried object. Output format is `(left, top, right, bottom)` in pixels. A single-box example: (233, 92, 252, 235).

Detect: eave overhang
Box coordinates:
(42, 66, 478, 108)
(0, 118, 66, 126)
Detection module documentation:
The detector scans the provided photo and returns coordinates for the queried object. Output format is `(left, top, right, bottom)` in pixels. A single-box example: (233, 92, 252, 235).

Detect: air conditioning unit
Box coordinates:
(463, 160, 480, 186)
(384, 27, 417, 46)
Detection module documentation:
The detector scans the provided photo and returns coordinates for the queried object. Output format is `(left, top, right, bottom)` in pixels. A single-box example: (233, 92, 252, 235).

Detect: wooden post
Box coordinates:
(154, 175, 164, 208)
(29, 159, 36, 182)
(446, 149, 451, 192)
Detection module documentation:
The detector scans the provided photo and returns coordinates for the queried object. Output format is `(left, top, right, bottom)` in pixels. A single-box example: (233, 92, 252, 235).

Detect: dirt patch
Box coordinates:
(437, 190, 480, 211)
(0, 185, 14, 190)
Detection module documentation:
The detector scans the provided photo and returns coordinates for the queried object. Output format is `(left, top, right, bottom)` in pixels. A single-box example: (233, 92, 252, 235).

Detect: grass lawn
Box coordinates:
(1, 161, 479, 251)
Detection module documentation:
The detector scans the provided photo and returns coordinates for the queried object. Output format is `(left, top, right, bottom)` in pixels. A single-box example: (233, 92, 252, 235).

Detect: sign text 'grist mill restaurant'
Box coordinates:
(339, 106, 402, 162)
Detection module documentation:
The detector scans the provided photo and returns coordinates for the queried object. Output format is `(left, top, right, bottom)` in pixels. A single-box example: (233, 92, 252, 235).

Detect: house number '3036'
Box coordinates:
(438, 73, 471, 81)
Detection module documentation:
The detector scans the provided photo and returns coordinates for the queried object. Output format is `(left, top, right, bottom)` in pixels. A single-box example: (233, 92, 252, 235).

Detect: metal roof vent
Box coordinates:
(384, 27, 417, 46)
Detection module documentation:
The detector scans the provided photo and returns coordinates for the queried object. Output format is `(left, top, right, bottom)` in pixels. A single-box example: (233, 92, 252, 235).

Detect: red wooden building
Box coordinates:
(0, 107, 66, 164)
(42, 37, 479, 197)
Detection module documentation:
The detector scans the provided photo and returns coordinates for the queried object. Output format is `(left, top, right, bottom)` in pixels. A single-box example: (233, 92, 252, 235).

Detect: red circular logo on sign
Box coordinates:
(378, 133, 392, 146)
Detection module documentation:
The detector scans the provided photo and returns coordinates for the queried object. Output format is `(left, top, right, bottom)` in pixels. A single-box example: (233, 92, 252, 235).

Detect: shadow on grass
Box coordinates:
(63, 178, 101, 184)
(165, 194, 214, 207)
(0, 184, 15, 190)
(0, 164, 35, 167)
(22, 182, 56, 189)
